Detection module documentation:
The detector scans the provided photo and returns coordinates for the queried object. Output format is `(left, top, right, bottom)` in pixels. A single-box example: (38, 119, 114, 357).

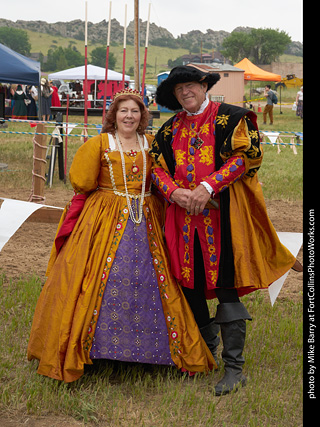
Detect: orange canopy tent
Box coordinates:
(234, 58, 281, 82)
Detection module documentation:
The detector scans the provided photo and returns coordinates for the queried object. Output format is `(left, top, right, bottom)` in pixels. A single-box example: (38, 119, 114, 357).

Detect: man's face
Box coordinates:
(173, 81, 208, 113)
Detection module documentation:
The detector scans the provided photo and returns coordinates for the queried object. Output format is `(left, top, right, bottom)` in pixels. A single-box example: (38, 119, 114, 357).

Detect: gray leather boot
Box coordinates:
(214, 302, 252, 396)
(200, 318, 220, 369)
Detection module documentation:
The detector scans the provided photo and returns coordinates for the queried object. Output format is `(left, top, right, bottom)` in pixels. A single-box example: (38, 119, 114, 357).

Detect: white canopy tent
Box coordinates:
(48, 64, 130, 82)
(48, 65, 130, 106)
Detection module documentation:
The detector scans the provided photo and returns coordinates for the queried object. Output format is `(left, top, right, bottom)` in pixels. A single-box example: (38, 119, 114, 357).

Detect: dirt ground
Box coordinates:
(0, 187, 303, 303)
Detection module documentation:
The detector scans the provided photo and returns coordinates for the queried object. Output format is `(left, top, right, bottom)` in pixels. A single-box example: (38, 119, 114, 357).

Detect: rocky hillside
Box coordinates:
(0, 18, 302, 55)
(0, 18, 172, 45)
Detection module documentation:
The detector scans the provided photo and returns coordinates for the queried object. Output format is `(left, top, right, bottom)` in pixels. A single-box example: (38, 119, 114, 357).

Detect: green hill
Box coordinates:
(26, 28, 302, 84)
(26, 29, 188, 83)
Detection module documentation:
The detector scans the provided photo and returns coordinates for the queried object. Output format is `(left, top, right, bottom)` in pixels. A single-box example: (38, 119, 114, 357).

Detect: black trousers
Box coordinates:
(182, 230, 239, 328)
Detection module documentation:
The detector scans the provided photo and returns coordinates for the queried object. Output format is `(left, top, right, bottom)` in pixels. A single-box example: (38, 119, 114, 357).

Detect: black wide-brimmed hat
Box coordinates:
(156, 65, 220, 110)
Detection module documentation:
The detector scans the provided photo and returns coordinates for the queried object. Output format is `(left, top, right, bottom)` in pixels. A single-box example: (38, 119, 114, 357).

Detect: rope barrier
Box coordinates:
(261, 141, 302, 146)
(1, 118, 303, 147)
(243, 96, 295, 106)
(2, 118, 100, 130)
(0, 129, 303, 147)
(0, 130, 96, 138)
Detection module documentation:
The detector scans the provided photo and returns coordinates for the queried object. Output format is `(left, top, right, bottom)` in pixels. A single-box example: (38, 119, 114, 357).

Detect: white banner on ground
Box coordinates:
(0, 198, 62, 252)
(268, 232, 303, 306)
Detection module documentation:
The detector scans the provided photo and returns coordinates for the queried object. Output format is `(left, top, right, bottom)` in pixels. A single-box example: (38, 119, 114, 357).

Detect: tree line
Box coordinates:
(0, 27, 116, 72)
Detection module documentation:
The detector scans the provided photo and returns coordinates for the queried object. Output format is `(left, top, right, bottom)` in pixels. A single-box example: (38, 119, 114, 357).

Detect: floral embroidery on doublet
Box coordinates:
(170, 105, 221, 287)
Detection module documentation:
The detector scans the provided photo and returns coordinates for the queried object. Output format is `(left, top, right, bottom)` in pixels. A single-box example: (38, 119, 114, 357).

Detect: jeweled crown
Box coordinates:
(113, 88, 143, 100)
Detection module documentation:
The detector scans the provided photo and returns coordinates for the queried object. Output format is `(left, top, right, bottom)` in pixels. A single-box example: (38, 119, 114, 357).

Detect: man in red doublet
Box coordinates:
(150, 65, 298, 395)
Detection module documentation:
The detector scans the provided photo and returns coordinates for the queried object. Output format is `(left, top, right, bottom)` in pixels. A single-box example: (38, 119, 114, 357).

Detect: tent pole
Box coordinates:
(38, 75, 42, 120)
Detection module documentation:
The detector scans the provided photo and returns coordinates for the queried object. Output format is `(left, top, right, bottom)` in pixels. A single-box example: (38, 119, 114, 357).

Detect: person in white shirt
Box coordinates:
(295, 86, 303, 118)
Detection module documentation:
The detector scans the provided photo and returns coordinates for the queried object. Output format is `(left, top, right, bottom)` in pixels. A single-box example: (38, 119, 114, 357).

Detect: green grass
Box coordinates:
(258, 144, 302, 200)
(0, 275, 302, 426)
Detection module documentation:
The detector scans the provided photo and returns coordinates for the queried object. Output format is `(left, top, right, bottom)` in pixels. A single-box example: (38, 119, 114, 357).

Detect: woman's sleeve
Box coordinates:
(69, 135, 103, 194)
(147, 134, 180, 202)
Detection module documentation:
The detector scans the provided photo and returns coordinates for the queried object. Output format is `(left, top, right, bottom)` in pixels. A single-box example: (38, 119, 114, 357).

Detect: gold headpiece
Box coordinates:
(113, 88, 143, 101)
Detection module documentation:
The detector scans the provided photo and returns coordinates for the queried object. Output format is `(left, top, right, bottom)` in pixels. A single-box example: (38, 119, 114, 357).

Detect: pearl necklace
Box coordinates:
(115, 131, 147, 224)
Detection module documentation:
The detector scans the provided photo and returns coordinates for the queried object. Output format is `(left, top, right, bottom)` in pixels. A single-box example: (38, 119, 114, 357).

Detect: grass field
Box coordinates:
(0, 95, 303, 425)
(0, 277, 303, 426)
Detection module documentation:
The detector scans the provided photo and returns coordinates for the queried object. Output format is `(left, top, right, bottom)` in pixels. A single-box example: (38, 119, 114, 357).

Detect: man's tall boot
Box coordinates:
(200, 318, 220, 369)
(214, 302, 252, 396)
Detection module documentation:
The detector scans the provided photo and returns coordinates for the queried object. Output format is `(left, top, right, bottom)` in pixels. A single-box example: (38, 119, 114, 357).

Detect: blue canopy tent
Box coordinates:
(0, 43, 41, 85)
(0, 43, 41, 120)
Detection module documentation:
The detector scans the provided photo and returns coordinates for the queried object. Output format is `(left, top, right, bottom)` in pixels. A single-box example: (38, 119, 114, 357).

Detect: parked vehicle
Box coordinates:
(275, 74, 303, 89)
(146, 84, 156, 98)
(58, 83, 76, 97)
(50, 79, 64, 89)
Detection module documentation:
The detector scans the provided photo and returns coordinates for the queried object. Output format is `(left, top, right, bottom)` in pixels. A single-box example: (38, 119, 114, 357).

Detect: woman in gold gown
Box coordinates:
(27, 89, 214, 383)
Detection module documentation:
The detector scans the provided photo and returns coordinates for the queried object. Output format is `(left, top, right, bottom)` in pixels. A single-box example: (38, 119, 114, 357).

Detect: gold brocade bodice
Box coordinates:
(100, 149, 153, 196)
(69, 133, 154, 196)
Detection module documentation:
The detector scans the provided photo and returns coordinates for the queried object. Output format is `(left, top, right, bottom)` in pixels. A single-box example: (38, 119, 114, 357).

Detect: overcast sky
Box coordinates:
(3, 0, 303, 42)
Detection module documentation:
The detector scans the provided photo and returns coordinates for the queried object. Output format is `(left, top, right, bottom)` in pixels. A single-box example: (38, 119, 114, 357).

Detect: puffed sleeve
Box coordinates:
(69, 135, 103, 194)
(219, 115, 263, 178)
(203, 116, 262, 195)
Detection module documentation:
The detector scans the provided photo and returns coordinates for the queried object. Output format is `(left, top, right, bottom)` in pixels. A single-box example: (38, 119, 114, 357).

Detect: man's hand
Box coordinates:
(170, 188, 193, 210)
(171, 185, 211, 215)
(187, 184, 211, 215)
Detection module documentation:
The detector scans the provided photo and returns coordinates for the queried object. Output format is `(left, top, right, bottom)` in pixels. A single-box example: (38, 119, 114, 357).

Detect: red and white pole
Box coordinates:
(84, 0, 88, 141)
(141, 3, 151, 98)
(122, 4, 127, 90)
(102, 1, 112, 123)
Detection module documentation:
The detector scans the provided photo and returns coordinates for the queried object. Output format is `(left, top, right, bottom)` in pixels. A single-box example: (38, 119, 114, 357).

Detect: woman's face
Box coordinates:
(116, 99, 141, 136)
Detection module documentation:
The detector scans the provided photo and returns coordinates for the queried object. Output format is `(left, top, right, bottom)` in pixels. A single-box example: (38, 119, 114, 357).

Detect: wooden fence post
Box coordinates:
(29, 123, 47, 203)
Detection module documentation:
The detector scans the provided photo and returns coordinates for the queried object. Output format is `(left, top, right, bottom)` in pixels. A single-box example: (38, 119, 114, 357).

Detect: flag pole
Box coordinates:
(102, 1, 112, 123)
(141, 3, 151, 98)
(122, 4, 127, 89)
(64, 94, 70, 183)
(134, 0, 140, 91)
(84, 0, 88, 141)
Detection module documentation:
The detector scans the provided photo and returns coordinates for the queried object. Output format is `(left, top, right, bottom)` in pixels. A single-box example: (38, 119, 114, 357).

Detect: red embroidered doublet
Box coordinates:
(152, 102, 246, 296)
